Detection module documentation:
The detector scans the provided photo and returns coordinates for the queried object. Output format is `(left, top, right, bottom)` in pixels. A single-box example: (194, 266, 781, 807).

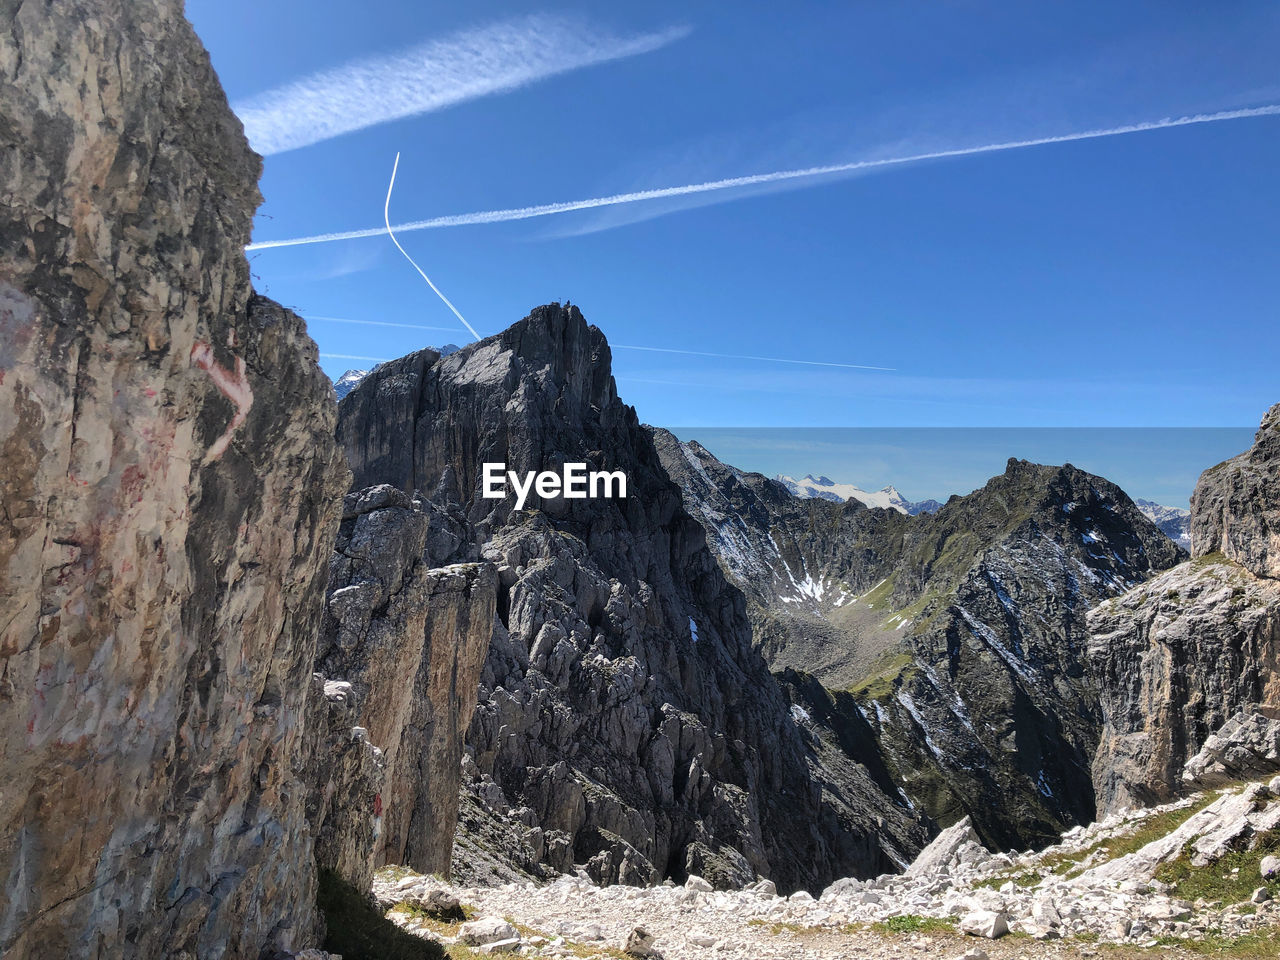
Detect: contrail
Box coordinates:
(320, 353, 393, 362)
(384, 154, 482, 341)
(612, 344, 895, 371)
(234, 16, 690, 155)
(308, 315, 463, 333)
(247, 104, 1280, 250)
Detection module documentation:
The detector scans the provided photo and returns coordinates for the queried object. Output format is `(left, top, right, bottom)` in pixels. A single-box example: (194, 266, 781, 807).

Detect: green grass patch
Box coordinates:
(1154, 829, 1280, 906)
(317, 869, 446, 960)
(1153, 930, 1280, 958)
(972, 869, 1042, 890)
(871, 914, 956, 935)
(848, 651, 918, 701)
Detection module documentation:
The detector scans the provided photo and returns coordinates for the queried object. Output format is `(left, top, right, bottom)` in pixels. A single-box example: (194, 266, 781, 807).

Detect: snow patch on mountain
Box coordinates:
(777, 474, 942, 515)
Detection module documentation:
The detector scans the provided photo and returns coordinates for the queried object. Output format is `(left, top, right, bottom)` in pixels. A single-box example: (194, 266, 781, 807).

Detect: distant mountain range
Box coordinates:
(332, 343, 461, 400)
(1134, 498, 1192, 549)
(777, 473, 1191, 548)
(776, 474, 943, 515)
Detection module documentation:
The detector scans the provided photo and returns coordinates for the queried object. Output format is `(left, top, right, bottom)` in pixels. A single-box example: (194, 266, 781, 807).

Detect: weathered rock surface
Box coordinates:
(0, 1, 348, 956)
(1091, 406, 1280, 814)
(1191, 403, 1280, 578)
(302, 677, 387, 894)
(337, 303, 928, 892)
(1182, 709, 1280, 789)
(656, 431, 1183, 849)
(316, 484, 496, 878)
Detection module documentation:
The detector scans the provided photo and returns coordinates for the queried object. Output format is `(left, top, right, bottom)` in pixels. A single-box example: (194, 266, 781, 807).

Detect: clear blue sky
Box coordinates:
(188, 1, 1278, 437)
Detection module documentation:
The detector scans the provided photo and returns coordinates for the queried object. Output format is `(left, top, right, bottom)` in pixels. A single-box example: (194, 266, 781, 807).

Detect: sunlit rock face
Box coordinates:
(0, 2, 348, 956)
(1091, 403, 1280, 814)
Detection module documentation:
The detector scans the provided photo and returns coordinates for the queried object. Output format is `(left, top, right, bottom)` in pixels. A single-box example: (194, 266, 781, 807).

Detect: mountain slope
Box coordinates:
(656, 433, 1185, 849)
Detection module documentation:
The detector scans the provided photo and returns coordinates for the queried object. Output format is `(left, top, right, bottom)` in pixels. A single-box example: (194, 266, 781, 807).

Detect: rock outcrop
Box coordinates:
(1191, 403, 1280, 578)
(1182, 708, 1280, 789)
(0, 2, 348, 956)
(656, 432, 1184, 850)
(337, 303, 929, 892)
(315, 484, 496, 879)
(1089, 559, 1280, 811)
(1090, 404, 1280, 814)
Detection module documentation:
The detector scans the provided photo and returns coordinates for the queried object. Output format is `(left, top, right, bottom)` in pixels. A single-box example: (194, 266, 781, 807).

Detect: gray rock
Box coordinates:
(1261, 855, 1280, 879)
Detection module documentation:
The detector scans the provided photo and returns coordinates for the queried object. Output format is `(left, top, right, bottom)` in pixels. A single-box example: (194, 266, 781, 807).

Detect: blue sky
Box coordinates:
(188, 1, 1278, 449)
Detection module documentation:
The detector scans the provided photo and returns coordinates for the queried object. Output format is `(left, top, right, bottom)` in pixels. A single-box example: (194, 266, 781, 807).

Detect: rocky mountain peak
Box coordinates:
(480, 301, 617, 412)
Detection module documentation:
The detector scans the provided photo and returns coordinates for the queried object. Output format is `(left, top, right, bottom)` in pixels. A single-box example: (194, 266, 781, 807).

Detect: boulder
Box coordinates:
(905, 817, 985, 879)
(459, 917, 519, 946)
(959, 910, 1009, 939)
(624, 925, 660, 958)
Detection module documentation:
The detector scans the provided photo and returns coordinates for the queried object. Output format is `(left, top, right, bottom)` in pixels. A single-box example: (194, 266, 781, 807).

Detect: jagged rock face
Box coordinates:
(1192, 403, 1280, 577)
(657, 435, 1184, 850)
(337, 304, 925, 892)
(302, 677, 387, 895)
(316, 485, 496, 878)
(1091, 407, 1280, 815)
(1090, 559, 1280, 813)
(0, 2, 348, 958)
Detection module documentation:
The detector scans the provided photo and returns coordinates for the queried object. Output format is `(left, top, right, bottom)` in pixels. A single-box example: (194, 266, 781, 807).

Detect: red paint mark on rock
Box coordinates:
(190, 338, 254, 462)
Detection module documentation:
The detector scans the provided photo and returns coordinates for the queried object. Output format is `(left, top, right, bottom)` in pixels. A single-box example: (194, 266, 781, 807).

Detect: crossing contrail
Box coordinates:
(383, 153, 482, 341)
(246, 104, 1280, 251)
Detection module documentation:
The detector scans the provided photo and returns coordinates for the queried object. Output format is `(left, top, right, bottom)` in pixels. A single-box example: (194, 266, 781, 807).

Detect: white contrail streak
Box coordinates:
(308, 315, 463, 333)
(234, 16, 690, 155)
(246, 103, 1280, 250)
(612, 344, 895, 371)
(384, 154, 482, 341)
(321, 353, 393, 362)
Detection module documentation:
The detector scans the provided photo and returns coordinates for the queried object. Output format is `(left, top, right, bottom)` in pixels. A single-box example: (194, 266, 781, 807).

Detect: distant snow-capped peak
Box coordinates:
(332, 369, 369, 401)
(776, 474, 941, 515)
(1134, 498, 1192, 549)
(331, 343, 463, 401)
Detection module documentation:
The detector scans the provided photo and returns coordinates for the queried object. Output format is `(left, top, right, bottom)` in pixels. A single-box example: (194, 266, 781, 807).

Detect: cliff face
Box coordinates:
(315, 484, 496, 881)
(656, 433, 1184, 850)
(0, 2, 350, 957)
(1191, 403, 1280, 579)
(337, 304, 929, 892)
(1091, 405, 1280, 814)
